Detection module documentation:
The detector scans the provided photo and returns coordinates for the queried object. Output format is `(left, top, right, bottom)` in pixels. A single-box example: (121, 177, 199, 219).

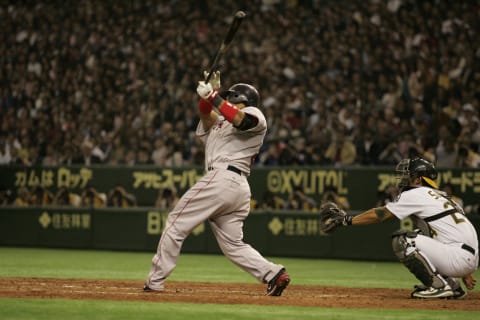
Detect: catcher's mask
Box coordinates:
(220, 83, 259, 108)
(396, 157, 438, 189)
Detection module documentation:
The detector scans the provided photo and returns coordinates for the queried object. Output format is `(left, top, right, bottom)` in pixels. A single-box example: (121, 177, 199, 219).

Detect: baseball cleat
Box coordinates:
(411, 284, 454, 299)
(411, 284, 426, 298)
(143, 284, 163, 293)
(266, 268, 290, 296)
(450, 286, 467, 299)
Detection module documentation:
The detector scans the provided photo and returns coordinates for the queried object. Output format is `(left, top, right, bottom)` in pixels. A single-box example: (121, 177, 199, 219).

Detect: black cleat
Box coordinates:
(143, 284, 162, 292)
(450, 286, 467, 299)
(266, 268, 290, 296)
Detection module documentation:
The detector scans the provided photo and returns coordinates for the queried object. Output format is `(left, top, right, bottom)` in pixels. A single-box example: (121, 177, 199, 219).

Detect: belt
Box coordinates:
(208, 165, 242, 176)
(461, 244, 475, 255)
(226, 165, 242, 175)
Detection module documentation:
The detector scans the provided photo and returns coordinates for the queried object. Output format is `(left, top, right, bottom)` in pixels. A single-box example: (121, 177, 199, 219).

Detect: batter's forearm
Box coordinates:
(198, 98, 218, 130)
(211, 95, 244, 126)
(199, 113, 217, 131)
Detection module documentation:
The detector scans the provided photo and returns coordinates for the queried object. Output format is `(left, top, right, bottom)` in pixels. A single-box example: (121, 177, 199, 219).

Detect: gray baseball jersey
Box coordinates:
(146, 106, 284, 291)
(197, 106, 266, 175)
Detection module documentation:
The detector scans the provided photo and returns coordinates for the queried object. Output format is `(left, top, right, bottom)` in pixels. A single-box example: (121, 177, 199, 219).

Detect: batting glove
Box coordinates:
(196, 81, 216, 100)
(203, 71, 221, 90)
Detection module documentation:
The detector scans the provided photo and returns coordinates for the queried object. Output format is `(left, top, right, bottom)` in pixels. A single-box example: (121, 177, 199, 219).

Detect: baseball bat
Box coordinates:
(205, 10, 246, 83)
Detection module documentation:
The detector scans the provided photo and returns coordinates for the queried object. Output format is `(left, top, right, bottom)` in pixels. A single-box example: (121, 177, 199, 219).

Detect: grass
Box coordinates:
(0, 247, 419, 288)
(0, 298, 475, 320)
(0, 247, 479, 320)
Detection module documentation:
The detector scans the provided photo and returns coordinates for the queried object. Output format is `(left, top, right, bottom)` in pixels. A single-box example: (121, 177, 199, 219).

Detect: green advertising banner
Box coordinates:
(1, 165, 479, 210)
(0, 207, 208, 252)
(3, 207, 479, 261)
(0, 207, 93, 248)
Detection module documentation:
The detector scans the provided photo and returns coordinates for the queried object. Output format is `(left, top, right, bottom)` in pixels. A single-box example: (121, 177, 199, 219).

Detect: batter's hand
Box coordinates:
(204, 70, 221, 90)
(197, 81, 216, 100)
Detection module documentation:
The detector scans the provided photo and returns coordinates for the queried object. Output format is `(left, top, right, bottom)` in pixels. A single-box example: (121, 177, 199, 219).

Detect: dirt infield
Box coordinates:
(1, 277, 479, 310)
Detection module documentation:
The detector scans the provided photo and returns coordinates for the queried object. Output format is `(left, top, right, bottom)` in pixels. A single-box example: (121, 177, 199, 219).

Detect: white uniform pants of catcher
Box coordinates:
(146, 168, 284, 291)
(409, 234, 478, 287)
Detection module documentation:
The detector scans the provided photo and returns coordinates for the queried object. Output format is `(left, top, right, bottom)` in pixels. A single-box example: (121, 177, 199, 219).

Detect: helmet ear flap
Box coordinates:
(227, 92, 249, 105)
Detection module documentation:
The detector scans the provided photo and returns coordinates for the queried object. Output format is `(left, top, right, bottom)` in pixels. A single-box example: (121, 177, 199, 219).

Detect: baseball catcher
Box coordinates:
(320, 157, 478, 299)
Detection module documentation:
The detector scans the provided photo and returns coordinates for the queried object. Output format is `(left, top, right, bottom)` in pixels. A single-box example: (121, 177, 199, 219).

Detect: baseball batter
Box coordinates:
(144, 72, 290, 296)
(320, 157, 478, 299)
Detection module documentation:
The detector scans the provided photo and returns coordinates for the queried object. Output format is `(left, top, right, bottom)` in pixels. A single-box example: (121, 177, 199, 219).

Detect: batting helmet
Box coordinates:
(221, 83, 259, 108)
(396, 157, 438, 189)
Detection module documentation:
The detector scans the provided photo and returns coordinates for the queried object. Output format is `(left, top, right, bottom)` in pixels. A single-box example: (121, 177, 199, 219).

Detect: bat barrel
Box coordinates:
(205, 11, 246, 84)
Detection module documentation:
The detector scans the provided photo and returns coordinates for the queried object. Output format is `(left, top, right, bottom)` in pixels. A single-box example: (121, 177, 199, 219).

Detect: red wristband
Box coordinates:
(198, 99, 213, 114)
(218, 101, 240, 122)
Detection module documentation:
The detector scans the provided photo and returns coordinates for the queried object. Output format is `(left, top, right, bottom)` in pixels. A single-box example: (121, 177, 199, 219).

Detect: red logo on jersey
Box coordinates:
(213, 121, 224, 131)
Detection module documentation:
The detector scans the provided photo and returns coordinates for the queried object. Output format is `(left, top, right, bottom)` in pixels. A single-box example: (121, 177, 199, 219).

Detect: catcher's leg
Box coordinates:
(391, 230, 448, 289)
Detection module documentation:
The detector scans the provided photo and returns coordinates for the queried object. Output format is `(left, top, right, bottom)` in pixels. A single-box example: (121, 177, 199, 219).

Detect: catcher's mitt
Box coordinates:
(319, 201, 351, 234)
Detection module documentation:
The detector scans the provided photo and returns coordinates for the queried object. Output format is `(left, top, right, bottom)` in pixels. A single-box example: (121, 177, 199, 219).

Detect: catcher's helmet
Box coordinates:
(396, 157, 438, 189)
(221, 83, 259, 107)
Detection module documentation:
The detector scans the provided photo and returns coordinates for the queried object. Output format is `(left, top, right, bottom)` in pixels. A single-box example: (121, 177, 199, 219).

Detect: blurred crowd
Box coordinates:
(253, 179, 479, 215)
(0, 184, 137, 208)
(0, 183, 185, 210)
(3, 175, 478, 215)
(1, 0, 479, 169)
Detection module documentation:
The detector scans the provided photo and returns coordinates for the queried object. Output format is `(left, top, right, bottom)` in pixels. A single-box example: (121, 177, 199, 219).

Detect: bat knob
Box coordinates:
(235, 11, 246, 18)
